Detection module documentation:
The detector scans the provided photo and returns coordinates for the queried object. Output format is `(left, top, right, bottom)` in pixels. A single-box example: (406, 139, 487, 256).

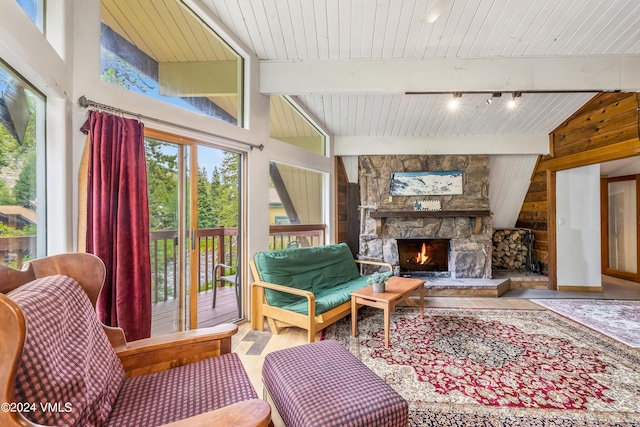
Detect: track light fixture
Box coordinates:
(507, 92, 522, 109)
(486, 92, 502, 105)
(448, 92, 462, 110)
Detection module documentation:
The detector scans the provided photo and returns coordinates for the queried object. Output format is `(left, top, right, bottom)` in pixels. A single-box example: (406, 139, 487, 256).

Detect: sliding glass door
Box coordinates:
(146, 129, 242, 336)
(602, 175, 640, 282)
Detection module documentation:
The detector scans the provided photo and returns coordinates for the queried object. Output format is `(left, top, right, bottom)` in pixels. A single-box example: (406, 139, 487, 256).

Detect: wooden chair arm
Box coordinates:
(160, 399, 271, 427)
(104, 325, 127, 348)
(355, 259, 394, 272)
(115, 323, 238, 377)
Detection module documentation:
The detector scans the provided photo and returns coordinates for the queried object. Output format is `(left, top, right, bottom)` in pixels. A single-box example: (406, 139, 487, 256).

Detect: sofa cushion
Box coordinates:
(106, 352, 258, 427)
(281, 271, 393, 315)
(8, 275, 124, 427)
(254, 243, 360, 307)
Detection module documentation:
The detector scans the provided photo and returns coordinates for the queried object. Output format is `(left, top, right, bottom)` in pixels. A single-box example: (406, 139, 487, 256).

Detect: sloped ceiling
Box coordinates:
(198, 0, 640, 141)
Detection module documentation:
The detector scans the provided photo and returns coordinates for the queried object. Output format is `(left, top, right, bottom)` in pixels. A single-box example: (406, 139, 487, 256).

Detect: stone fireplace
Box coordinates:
(358, 155, 493, 279)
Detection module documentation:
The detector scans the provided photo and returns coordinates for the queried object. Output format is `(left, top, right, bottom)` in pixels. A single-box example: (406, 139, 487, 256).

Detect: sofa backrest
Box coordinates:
(8, 275, 124, 426)
(253, 243, 361, 307)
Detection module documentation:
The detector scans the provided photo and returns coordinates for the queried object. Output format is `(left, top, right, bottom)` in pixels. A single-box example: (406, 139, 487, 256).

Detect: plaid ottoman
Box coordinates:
(262, 340, 408, 427)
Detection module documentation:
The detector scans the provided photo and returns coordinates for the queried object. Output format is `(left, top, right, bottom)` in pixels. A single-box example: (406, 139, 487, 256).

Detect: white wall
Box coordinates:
(556, 164, 601, 288)
(489, 154, 538, 228)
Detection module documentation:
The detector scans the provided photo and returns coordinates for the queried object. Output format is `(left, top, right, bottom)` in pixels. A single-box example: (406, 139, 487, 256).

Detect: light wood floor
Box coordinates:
(230, 297, 544, 427)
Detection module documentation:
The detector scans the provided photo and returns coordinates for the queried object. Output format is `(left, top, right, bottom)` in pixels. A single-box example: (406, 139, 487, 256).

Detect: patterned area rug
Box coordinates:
(323, 307, 640, 426)
(532, 299, 640, 348)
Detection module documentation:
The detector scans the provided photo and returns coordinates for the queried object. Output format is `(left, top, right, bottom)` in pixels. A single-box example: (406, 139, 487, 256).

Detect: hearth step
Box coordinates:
(423, 277, 510, 297)
(492, 270, 549, 289)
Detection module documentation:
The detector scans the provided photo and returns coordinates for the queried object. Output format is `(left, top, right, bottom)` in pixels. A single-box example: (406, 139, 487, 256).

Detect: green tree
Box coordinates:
(197, 166, 217, 228)
(211, 152, 239, 227)
(100, 49, 154, 93)
(145, 138, 178, 231)
(0, 124, 21, 168)
(12, 151, 36, 208)
(0, 179, 15, 204)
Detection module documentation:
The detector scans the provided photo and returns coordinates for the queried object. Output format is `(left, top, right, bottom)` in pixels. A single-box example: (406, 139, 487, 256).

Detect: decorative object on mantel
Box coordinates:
(390, 171, 463, 196)
(413, 200, 441, 211)
(367, 272, 389, 293)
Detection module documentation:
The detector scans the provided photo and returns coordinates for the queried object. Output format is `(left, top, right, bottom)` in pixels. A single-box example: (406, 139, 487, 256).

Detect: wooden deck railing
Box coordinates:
(0, 236, 37, 270)
(0, 224, 326, 304)
(149, 224, 326, 303)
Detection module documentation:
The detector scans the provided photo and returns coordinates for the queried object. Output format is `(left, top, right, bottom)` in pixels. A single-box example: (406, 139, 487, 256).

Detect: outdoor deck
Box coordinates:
(151, 285, 239, 336)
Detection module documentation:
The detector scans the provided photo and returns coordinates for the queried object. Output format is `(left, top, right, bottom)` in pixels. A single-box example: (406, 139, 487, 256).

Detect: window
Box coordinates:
(100, 0, 243, 126)
(0, 61, 46, 268)
(269, 162, 326, 249)
(16, 0, 44, 33)
(270, 96, 326, 155)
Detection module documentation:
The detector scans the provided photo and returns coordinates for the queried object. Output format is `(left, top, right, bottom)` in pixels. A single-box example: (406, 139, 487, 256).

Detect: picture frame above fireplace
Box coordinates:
(390, 170, 463, 196)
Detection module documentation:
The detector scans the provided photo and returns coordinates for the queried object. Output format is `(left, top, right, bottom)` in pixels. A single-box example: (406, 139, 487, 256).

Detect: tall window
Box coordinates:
(0, 61, 46, 268)
(100, 0, 243, 126)
(270, 96, 326, 155)
(269, 162, 326, 249)
(16, 0, 44, 33)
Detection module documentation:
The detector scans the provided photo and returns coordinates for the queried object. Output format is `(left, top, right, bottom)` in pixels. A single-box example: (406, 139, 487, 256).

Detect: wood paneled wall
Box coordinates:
(515, 92, 640, 283)
(335, 157, 349, 245)
(335, 157, 360, 255)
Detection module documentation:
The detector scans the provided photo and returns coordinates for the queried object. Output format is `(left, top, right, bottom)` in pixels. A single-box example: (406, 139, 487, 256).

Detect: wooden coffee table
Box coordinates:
(351, 276, 425, 348)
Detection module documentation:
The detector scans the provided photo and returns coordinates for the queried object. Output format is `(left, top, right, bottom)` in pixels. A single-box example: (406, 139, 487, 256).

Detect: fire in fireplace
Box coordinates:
(397, 239, 450, 274)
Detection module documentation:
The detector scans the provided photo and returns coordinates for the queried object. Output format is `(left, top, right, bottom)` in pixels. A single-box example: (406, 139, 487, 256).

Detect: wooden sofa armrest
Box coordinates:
(160, 399, 271, 427)
(115, 323, 238, 377)
(251, 281, 316, 333)
(355, 259, 394, 272)
(251, 280, 315, 300)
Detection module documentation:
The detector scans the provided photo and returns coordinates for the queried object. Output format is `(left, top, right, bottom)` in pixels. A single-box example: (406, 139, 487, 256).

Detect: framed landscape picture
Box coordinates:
(390, 171, 463, 196)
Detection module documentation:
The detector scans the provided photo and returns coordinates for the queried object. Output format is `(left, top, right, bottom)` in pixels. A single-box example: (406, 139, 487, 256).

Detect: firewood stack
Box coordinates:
(492, 229, 531, 270)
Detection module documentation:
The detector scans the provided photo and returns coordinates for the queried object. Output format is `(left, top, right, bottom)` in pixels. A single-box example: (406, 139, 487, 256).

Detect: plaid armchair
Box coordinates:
(0, 253, 270, 427)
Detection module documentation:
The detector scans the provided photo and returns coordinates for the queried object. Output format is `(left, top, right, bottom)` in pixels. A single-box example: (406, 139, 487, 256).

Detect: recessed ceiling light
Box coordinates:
(421, 0, 454, 24)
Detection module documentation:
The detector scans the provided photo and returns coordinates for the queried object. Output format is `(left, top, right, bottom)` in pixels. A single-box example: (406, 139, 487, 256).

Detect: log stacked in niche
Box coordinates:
(492, 229, 532, 270)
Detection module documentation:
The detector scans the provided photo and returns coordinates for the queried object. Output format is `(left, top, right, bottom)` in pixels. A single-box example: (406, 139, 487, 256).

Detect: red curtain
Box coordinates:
(82, 111, 151, 341)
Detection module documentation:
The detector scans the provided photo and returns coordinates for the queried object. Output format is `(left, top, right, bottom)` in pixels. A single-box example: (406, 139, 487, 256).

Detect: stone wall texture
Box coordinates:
(359, 155, 493, 278)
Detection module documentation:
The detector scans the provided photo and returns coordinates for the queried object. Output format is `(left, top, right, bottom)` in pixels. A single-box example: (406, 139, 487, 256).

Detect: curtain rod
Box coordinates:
(77, 96, 264, 151)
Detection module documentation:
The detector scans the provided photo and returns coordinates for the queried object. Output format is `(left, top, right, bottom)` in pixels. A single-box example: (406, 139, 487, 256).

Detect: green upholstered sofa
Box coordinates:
(250, 243, 393, 342)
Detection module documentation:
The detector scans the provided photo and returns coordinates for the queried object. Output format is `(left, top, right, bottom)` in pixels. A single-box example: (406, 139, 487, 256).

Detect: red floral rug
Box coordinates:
(323, 307, 640, 426)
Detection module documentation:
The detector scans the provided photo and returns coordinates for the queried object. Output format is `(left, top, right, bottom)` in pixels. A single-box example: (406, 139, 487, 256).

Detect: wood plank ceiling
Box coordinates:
(199, 0, 640, 138)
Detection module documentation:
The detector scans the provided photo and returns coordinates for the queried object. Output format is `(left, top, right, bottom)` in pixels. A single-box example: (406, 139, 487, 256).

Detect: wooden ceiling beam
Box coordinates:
(260, 56, 640, 95)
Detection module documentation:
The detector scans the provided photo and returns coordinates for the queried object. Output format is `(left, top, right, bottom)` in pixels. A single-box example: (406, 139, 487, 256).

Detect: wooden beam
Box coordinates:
(261, 56, 640, 95)
(269, 162, 301, 225)
(538, 139, 640, 172)
(335, 135, 550, 156)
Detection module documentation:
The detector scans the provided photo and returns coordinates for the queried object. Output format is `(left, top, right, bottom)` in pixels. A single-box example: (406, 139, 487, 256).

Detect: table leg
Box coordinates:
(351, 296, 357, 338)
(419, 284, 424, 318)
(384, 303, 390, 348)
